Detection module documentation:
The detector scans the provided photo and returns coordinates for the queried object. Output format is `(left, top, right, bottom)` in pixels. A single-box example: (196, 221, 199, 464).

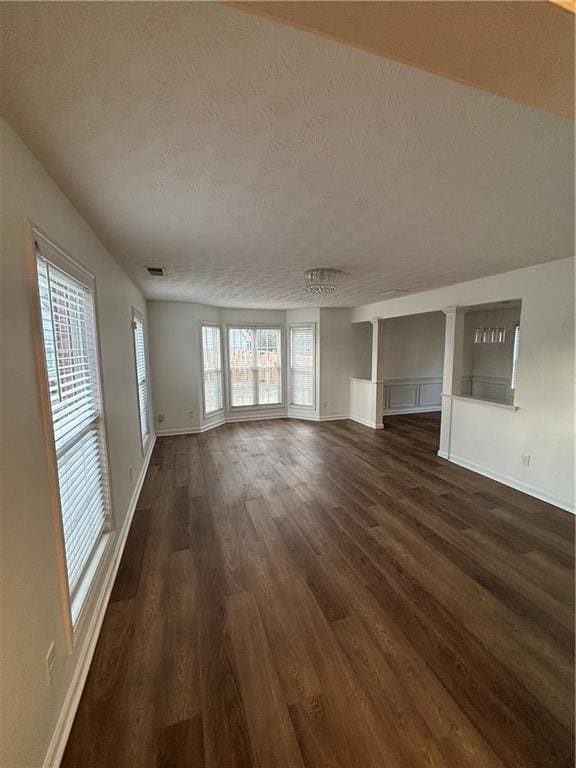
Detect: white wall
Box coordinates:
(377, 311, 445, 415)
(353, 259, 574, 511)
(351, 321, 372, 380)
(319, 308, 356, 419)
(0, 119, 152, 767)
(380, 312, 445, 379)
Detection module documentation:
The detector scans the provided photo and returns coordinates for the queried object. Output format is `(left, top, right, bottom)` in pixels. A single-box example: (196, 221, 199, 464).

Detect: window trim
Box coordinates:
(225, 323, 285, 411)
(26, 221, 114, 649)
(131, 307, 151, 453)
(510, 323, 521, 392)
(288, 322, 316, 410)
(199, 321, 225, 419)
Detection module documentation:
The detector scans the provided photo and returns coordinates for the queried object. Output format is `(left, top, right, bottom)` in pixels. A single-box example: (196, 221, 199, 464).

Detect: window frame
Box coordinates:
(131, 307, 151, 453)
(510, 323, 521, 392)
(27, 222, 114, 649)
(199, 321, 225, 419)
(288, 323, 316, 410)
(225, 324, 285, 411)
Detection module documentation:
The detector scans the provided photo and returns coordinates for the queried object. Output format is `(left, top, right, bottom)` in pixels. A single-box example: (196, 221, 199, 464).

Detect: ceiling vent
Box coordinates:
(147, 266, 165, 277)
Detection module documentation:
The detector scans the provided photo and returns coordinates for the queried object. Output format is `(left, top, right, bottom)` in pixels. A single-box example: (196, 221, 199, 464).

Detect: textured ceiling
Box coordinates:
(0, 2, 573, 309)
(233, 1, 575, 118)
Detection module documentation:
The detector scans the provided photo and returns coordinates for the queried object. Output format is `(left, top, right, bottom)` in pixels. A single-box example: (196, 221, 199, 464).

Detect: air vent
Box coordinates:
(147, 267, 165, 277)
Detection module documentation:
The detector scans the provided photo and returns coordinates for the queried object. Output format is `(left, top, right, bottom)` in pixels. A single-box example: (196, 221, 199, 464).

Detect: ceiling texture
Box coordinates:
(0, 2, 573, 308)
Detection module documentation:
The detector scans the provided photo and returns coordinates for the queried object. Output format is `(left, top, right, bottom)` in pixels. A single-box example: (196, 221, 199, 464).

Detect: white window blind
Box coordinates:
(132, 311, 150, 446)
(201, 324, 224, 414)
(289, 325, 315, 408)
(228, 327, 282, 407)
(36, 241, 111, 610)
(511, 324, 521, 390)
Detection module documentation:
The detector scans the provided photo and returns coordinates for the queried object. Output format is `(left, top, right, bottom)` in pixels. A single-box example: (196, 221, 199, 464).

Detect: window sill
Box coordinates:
(71, 531, 114, 641)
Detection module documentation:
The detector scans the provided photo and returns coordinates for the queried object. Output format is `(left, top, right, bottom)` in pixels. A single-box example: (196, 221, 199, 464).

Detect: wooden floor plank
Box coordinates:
(62, 414, 574, 768)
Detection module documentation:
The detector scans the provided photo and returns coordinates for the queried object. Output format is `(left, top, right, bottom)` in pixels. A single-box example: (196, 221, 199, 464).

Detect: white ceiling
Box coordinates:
(0, 3, 573, 309)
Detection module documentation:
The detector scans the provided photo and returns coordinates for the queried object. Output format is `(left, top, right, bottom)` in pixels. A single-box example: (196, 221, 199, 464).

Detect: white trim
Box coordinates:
(384, 406, 442, 416)
(440, 451, 574, 514)
(156, 412, 353, 436)
(451, 394, 519, 412)
(43, 434, 157, 768)
(287, 409, 319, 421)
(199, 320, 225, 419)
(288, 322, 317, 410)
(349, 415, 384, 430)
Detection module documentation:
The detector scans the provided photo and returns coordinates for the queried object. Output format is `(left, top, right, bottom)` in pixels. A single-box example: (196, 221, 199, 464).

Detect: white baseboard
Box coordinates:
(437, 449, 449, 460)
(43, 435, 157, 768)
(349, 415, 384, 430)
(383, 406, 441, 416)
(445, 452, 575, 514)
(157, 412, 351, 435)
(156, 421, 224, 436)
(225, 412, 287, 424)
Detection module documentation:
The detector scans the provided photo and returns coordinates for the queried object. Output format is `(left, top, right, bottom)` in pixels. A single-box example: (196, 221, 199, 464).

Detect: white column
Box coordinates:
(439, 307, 466, 458)
(371, 319, 384, 428)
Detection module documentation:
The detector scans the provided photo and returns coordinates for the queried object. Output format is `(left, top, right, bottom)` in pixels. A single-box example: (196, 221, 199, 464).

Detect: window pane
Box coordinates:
(201, 325, 223, 414)
(289, 326, 314, 407)
(36, 246, 110, 605)
(229, 327, 255, 407)
(133, 314, 149, 443)
(256, 328, 281, 405)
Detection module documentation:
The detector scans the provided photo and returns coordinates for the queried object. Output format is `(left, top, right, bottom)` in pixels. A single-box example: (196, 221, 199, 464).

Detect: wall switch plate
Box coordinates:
(521, 454, 531, 467)
(46, 642, 56, 684)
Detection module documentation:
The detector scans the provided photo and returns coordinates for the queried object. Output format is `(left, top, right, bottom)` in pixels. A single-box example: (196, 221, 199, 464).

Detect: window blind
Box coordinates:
(201, 324, 224, 414)
(289, 325, 315, 408)
(132, 312, 150, 445)
(511, 324, 521, 390)
(36, 244, 111, 606)
(228, 327, 282, 407)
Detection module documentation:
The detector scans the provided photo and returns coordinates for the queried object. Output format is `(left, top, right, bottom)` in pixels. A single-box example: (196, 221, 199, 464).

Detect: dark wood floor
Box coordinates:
(62, 414, 575, 768)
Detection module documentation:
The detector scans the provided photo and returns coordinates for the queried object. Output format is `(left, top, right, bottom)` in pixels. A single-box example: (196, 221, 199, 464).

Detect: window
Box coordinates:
(511, 324, 521, 390)
(201, 324, 224, 415)
(289, 325, 315, 408)
(228, 327, 282, 407)
(132, 310, 150, 448)
(35, 235, 111, 625)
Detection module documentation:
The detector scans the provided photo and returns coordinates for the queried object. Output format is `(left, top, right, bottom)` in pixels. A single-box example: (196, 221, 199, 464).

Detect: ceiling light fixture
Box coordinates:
(304, 267, 341, 295)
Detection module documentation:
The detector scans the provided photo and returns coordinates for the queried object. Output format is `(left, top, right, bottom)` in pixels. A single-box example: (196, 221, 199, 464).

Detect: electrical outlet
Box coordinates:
(158, 413, 165, 423)
(129, 465, 133, 480)
(46, 642, 56, 685)
(322, 401, 328, 409)
(188, 410, 194, 418)
(521, 454, 531, 467)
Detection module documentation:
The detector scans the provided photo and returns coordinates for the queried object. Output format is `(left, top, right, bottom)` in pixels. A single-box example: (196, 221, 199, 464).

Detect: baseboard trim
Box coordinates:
(349, 415, 384, 430)
(156, 412, 351, 435)
(43, 435, 157, 768)
(156, 422, 224, 436)
(445, 452, 575, 514)
(383, 406, 441, 416)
